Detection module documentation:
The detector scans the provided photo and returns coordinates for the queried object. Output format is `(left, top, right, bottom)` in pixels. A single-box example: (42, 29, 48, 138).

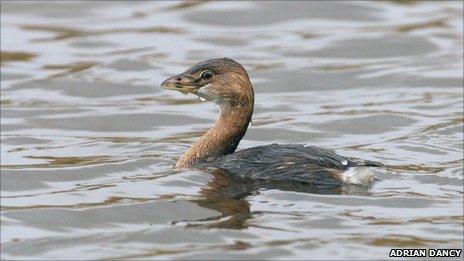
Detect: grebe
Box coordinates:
(161, 58, 384, 187)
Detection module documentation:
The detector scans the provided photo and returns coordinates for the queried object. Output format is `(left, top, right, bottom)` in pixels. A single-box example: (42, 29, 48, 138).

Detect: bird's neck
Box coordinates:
(175, 103, 253, 168)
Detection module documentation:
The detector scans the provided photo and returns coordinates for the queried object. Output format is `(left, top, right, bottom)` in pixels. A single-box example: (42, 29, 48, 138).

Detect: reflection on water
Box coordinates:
(0, 51, 36, 64)
(1, 1, 463, 260)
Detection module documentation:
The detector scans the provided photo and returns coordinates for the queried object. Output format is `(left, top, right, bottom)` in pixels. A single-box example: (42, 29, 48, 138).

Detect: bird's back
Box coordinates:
(205, 144, 381, 187)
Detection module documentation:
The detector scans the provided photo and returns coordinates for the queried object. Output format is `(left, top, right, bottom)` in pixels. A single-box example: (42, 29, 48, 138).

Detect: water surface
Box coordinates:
(1, 1, 463, 260)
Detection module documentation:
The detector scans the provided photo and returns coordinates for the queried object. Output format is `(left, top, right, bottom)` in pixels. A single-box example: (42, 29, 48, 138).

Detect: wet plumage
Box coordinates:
(205, 144, 382, 187)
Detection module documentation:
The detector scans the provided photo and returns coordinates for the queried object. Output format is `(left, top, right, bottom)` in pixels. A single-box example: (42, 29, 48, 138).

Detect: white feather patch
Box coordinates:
(342, 166, 375, 185)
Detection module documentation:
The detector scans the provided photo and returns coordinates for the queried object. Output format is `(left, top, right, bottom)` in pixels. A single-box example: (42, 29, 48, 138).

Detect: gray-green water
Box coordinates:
(1, 1, 463, 260)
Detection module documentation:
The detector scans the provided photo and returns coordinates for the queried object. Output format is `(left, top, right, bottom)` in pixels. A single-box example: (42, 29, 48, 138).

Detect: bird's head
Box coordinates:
(161, 57, 254, 110)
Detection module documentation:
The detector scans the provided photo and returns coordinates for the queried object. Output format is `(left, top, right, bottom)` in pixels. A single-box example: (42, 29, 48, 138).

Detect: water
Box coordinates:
(1, 1, 463, 259)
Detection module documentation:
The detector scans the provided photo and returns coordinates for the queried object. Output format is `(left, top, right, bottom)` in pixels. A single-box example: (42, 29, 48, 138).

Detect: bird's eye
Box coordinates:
(201, 70, 213, 80)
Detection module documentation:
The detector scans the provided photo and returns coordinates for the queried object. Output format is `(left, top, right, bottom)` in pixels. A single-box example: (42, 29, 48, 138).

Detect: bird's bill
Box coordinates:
(160, 75, 200, 95)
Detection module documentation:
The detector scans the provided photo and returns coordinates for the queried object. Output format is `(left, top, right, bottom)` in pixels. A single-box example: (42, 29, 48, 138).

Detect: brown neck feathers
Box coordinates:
(175, 100, 253, 168)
